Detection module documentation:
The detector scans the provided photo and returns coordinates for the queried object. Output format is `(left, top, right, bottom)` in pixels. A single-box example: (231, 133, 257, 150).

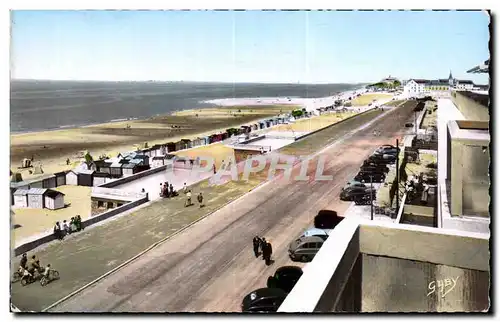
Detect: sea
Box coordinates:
(10, 80, 364, 133)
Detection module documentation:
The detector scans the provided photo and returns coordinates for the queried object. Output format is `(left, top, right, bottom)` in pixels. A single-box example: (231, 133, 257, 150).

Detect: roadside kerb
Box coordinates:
(42, 101, 408, 312)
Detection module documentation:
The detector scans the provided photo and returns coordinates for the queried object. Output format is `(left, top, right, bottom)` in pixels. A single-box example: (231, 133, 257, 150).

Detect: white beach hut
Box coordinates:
(13, 189, 29, 208)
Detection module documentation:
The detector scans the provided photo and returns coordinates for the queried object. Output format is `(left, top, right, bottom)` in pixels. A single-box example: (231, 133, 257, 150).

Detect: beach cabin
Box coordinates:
(150, 144, 163, 157)
(94, 160, 112, 174)
(27, 188, 47, 209)
(166, 142, 176, 153)
(175, 140, 186, 151)
(65, 170, 79, 186)
(110, 162, 123, 178)
(41, 174, 57, 189)
(44, 189, 65, 210)
(29, 179, 44, 189)
(152, 155, 167, 168)
(133, 154, 149, 166)
(13, 189, 29, 208)
(122, 163, 139, 176)
(181, 139, 193, 149)
(259, 121, 266, 129)
(78, 169, 94, 186)
(93, 172, 111, 187)
(54, 171, 67, 186)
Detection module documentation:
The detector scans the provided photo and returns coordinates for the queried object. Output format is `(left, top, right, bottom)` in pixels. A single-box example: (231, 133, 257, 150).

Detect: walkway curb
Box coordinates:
(42, 100, 407, 312)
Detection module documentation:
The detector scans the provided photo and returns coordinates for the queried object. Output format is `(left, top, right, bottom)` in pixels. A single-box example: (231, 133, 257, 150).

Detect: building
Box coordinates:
(65, 170, 79, 186)
(152, 155, 168, 168)
(278, 218, 489, 312)
(122, 163, 139, 176)
(437, 61, 490, 233)
(54, 171, 67, 186)
(90, 187, 147, 216)
(92, 172, 112, 187)
(403, 71, 476, 98)
(13, 189, 29, 208)
(77, 169, 95, 187)
(44, 189, 65, 210)
(26, 188, 47, 209)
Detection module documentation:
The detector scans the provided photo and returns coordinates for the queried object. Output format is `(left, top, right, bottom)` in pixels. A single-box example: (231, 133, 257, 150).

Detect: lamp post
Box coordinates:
(395, 139, 400, 217)
(370, 175, 374, 221)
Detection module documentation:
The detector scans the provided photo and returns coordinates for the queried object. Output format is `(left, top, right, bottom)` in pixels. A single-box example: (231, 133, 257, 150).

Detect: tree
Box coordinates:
(84, 151, 94, 170)
(291, 109, 303, 118)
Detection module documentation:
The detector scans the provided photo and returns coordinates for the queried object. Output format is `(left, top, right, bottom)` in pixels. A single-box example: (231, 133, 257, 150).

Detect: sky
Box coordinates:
(10, 10, 490, 84)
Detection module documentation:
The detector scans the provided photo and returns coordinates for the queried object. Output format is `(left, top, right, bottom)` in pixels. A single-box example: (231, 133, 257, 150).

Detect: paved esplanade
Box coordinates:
(11, 101, 416, 312)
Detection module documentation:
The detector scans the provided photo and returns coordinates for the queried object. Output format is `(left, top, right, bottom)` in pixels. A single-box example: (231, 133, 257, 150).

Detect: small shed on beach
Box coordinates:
(110, 162, 123, 178)
(78, 169, 95, 187)
(150, 144, 163, 157)
(44, 189, 65, 210)
(122, 163, 139, 176)
(166, 142, 176, 153)
(93, 172, 111, 187)
(175, 141, 186, 151)
(152, 155, 168, 168)
(13, 189, 29, 208)
(65, 170, 79, 186)
(54, 171, 67, 186)
(94, 160, 112, 174)
(181, 139, 193, 149)
(27, 188, 47, 209)
(133, 154, 149, 166)
(41, 175, 57, 189)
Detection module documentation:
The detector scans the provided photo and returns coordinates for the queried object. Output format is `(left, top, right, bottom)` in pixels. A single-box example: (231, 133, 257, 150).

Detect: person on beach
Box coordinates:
(53, 222, 63, 240)
(159, 183, 163, 197)
(183, 183, 188, 194)
(197, 192, 204, 208)
(62, 220, 69, 235)
(76, 215, 84, 231)
(69, 217, 77, 233)
(169, 184, 175, 197)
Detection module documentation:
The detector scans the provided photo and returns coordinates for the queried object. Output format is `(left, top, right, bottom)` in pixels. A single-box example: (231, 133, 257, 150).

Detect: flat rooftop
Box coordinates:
(279, 218, 490, 312)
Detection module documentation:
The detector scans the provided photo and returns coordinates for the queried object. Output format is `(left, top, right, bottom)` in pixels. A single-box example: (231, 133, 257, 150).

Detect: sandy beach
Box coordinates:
(10, 104, 297, 181)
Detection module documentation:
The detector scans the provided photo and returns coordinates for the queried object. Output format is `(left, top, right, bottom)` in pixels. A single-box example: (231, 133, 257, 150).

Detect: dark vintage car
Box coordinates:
(314, 209, 343, 229)
(368, 153, 396, 164)
(340, 185, 376, 201)
(342, 180, 366, 191)
(267, 266, 303, 293)
(354, 171, 386, 183)
(375, 145, 398, 155)
(359, 164, 389, 174)
(241, 288, 288, 313)
(405, 122, 414, 128)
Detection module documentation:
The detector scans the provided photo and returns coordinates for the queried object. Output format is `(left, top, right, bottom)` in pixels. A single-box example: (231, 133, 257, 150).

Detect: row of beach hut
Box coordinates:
(131, 115, 291, 157)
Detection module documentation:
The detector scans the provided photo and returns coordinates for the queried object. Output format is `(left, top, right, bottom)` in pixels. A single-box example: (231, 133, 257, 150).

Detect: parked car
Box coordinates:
(241, 288, 288, 312)
(288, 235, 325, 262)
(267, 266, 303, 293)
(340, 185, 376, 201)
(301, 227, 330, 241)
(360, 164, 389, 174)
(314, 209, 343, 229)
(375, 145, 398, 155)
(405, 122, 414, 128)
(354, 171, 386, 183)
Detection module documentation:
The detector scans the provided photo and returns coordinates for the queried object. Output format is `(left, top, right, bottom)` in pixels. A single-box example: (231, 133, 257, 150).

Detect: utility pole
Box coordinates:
(414, 109, 417, 134)
(370, 175, 374, 221)
(395, 139, 399, 217)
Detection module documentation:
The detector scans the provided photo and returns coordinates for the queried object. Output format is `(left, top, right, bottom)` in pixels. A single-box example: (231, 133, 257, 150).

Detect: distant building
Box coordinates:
(403, 71, 476, 97)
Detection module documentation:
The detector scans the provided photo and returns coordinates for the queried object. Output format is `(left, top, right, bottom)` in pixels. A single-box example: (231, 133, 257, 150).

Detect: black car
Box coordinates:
(375, 145, 398, 155)
(241, 288, 288, 312)
(359, 165, 389, 174)
(267, 266, 303, 293)
(314, 209, 343, 229)
(340, 185, 376, 201)
(354, 171, 386, 183)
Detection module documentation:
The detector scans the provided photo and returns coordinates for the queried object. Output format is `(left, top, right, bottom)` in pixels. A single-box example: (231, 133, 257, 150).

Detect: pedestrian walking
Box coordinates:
(252, 236, 261, 258)
(260, 237, 266, 256)
(263, 240, 273, 266)
(53, 222, 63, 240)
(197, 192, 204, 208)
(169, 183, 175, 197)
(159, 183, 163, 197)
(183, 183, 188, 194)
(62, 220, 69, 235)
(185, 190, 192, 207)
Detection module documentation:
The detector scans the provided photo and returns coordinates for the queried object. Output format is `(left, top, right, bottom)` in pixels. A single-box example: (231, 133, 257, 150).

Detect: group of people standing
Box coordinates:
(160, 181, 177, 198)
(53, 215, 83, 240)
(253, 236, 273, 265)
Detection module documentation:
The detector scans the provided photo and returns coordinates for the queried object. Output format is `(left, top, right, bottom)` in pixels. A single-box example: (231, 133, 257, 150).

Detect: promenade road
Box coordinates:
(46, 101, 416, 312)
(11, 101, 415, 311)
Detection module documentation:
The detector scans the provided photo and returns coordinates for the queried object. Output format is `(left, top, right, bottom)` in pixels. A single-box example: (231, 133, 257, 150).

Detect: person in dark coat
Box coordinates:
(263, 240, 273, 265)
(252, 236, 262, 258)
(169, 183, 176, 197)
(53, 221, 63, 240)
(260, 237, 266, 256)
(197, 192, 204, 208)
